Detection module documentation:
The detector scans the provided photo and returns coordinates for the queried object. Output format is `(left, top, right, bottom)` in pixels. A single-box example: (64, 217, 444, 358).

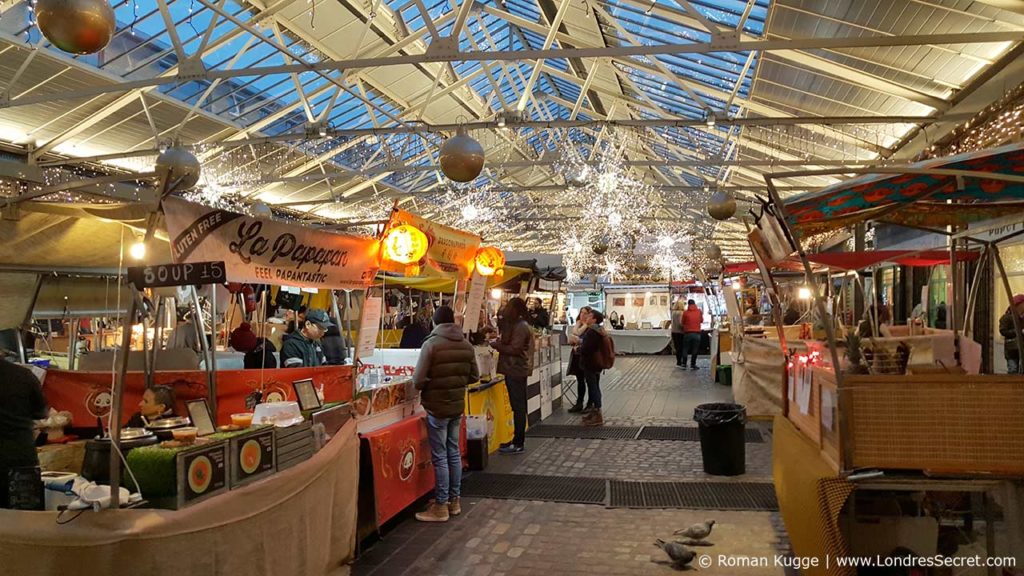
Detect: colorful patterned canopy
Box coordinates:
(783, 143, 1024, 236)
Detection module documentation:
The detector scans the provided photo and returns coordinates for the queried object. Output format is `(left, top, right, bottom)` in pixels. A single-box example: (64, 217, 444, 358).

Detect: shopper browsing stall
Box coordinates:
(527, 297, 551, 330)
(412, 306, 479, 523)
(670, 301, 687, 368)
(682, 300, 703, 371)
(280, 309, 332, 368)
(1000, 294, 1024, 374)
(0, 357, 48, 508)
(578, 310, 609, 427)
(566, 306, 592, 413)
(491, 297, 531, 455)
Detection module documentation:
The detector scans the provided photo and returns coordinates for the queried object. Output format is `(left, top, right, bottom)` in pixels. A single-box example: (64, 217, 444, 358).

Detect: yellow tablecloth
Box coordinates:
(466, 376, 514, 453)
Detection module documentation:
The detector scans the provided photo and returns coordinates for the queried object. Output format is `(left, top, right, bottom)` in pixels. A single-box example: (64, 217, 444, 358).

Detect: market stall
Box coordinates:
(0, 198, 377, 574)
(751, 143, 1024, 573)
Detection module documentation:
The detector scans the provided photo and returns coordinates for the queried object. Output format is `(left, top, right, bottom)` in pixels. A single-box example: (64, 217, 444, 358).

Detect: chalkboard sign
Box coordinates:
(127, 261, 226, 288)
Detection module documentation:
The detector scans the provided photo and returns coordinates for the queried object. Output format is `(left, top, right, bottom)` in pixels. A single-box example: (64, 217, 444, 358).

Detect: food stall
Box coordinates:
(0, 198, 377, 575)
(748, 143, 1024, 574)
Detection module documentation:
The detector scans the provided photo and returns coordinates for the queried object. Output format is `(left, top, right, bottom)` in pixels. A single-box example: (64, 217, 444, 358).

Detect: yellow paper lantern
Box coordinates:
(475, 246, 505, 276)
(383, 224, 428, 264)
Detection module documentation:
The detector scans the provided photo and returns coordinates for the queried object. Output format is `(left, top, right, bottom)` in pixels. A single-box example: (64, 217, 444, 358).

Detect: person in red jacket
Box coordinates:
(681, 299, 704, 371)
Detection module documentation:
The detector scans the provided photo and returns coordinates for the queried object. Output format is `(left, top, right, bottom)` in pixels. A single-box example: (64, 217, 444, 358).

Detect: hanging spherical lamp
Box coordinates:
(36, 0, 116, 55)
(251, 202, 273, 219)
(383, 224, 429, 264)
(592, 240, 609, 256)
(475, 246, 505, 276)
(156, 146, 202, 191)
(707, 190, 737, 221)
(706, 243, 722, 260)
(439, 126, 485, 183)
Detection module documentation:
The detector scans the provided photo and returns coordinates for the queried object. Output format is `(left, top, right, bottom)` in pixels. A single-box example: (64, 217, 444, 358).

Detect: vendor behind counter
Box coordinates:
(125, 385, 178, 429)
(0, 357, 48, 509)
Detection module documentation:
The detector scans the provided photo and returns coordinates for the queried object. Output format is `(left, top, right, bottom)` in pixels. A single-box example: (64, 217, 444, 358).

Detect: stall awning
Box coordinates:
(784, 143, 1024, 236)
(725, 249, 980, 275)
(373, 265, 532, 293)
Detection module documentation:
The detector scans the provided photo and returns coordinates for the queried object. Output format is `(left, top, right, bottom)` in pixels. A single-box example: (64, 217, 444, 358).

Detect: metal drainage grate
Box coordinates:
(526, 425, 641, 440)
(637, 426, 764, 443)
(461, 473, 606, 505)
(609, 481, 778, 511)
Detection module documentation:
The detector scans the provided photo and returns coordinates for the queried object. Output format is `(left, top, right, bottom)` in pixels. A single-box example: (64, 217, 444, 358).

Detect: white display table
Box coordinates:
(607, 329, 672, 354)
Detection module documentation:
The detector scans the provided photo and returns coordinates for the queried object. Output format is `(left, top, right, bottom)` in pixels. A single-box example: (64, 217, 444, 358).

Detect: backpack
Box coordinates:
(595, 330, 616, 370)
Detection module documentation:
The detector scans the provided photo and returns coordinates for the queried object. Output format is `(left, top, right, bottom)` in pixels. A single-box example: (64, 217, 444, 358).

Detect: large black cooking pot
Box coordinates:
(80, 429, 159, 484)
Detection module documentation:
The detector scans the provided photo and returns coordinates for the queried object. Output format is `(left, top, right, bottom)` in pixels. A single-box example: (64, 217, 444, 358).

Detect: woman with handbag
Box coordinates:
(566, 306, 592, 413)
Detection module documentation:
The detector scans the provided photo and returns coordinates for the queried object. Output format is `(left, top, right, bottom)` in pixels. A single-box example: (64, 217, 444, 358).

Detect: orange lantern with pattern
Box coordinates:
(474, 246, 505, 276)
(382, 224, 429, 264)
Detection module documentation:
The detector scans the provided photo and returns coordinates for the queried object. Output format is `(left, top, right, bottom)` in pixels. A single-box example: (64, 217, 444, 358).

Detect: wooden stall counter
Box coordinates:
(0, 419, 360, 576)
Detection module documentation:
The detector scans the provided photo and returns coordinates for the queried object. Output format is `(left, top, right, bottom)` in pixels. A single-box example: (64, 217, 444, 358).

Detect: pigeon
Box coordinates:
(654, 539, 696, 570)
(676, 538, 713, 547)
(674, 520, 715, 540)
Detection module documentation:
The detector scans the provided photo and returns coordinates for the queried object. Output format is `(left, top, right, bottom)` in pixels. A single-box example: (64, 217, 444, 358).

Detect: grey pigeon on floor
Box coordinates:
(674, 520, 715, 540)
(654, 539, 696, 570)
(676, 538, 713, 547)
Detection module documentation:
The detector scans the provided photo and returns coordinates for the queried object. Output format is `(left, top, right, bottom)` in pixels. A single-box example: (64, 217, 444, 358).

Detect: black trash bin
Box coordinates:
(694, 403, 746, 476)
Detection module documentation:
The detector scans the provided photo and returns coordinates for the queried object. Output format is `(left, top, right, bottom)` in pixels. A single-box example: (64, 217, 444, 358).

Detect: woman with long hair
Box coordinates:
(490, 297, 532, 454)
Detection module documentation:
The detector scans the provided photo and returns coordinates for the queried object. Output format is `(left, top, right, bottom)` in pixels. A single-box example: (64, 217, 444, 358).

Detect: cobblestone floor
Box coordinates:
(353, 355, 787, 576)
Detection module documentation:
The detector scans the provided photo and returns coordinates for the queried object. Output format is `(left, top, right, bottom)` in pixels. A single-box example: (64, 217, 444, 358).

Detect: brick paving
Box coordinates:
(354, 354, 788, 576)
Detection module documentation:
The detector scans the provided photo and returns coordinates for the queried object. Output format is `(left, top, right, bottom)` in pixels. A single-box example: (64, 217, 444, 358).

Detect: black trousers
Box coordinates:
(671, 332, 686, 365)
(505, 375, 528, 446)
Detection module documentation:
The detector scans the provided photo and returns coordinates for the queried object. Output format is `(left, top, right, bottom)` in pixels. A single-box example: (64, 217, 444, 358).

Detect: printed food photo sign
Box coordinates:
(163, 197, 380, 290)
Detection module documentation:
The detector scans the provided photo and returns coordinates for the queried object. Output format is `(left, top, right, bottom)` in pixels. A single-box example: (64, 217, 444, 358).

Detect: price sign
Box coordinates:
(127, 261, 226, 288)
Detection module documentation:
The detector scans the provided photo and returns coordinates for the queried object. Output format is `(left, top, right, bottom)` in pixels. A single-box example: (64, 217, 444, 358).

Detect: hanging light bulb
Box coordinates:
(129, 237, 146, 260)
(462, 204, 479, 221)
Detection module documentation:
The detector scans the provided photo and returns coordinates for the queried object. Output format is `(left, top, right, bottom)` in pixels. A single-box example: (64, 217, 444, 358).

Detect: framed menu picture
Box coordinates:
(292, 378, 322, 411)
(613, 297, 626, 306)
(186, 399, 216, 436)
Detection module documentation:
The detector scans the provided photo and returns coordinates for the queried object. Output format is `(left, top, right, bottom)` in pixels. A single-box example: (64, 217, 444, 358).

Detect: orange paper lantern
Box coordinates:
(475, 246, 505, 276)
(383, 224, 428, 264)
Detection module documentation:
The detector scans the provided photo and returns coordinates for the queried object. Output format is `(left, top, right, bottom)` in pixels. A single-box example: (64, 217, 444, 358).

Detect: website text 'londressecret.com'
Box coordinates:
(698, 553, 1018, 571)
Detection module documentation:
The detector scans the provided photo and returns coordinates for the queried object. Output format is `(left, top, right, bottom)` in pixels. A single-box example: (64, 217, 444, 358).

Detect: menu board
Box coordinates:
(356, 295, 383, 361)
(229, 428, 276, 487)
(176, 442, 228, 506)
(463, 271, 487, 333)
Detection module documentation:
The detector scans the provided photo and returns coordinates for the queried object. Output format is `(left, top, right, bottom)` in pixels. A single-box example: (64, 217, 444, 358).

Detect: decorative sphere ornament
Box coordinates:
(251, 202, 273, 219)
(439, 126, 485, 183)
(36, 0, 116, 55)
(156, 147, 201, 191)
(706, 244, 722, 260)
(707, 190, 737, 221)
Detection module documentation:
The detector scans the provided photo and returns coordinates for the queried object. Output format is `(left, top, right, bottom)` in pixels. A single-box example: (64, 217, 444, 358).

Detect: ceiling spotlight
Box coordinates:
(496, 114, 506, 128)
(644, 0, 655, 14)
(704, 107, 716, 127)
(319, 125, 327, 137)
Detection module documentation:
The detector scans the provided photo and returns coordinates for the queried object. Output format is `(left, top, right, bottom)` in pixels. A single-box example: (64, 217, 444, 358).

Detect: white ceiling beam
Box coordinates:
(12, 30, 1023, 108)
(514, 0, 573, 112)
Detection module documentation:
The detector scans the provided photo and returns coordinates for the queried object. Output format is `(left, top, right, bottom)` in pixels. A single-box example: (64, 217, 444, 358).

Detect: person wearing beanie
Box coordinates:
(229, 322, 259, 353)
(413, 305, 479, 523)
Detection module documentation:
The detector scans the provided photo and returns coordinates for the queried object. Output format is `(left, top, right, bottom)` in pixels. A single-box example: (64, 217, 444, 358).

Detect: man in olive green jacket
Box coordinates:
(413, 306, 479, 522)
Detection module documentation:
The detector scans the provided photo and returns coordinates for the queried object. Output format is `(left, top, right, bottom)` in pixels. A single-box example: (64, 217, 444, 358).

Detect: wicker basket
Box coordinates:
(841, 374, 1024, 475)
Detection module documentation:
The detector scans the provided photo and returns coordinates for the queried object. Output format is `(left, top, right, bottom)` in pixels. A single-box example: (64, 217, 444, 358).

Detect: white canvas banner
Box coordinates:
(163, 197, 380, 290)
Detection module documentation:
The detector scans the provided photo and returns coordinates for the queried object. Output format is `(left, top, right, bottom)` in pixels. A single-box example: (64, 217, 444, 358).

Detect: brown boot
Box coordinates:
(582, 409, 603, 427)
(415, 501, 450, 523)
(448, 497, 461, 516)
